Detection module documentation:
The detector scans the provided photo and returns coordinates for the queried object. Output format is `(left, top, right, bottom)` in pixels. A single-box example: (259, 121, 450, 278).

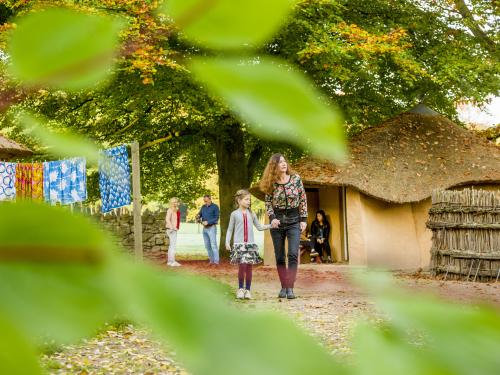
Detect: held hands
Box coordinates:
(271, 219, 305, 231)
(300, 222, 307, 233)
(202, 221, 208, 226)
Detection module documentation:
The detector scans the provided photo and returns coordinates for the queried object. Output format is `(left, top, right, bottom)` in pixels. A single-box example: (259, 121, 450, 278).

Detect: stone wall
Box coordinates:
(95, 209, 169, 253)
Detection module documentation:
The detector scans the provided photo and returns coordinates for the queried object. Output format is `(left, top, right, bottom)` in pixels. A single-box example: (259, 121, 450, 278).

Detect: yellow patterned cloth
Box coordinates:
(15, 163, 32, 200)
(15, 163, 44, 200)
(31, 163, 44, 201)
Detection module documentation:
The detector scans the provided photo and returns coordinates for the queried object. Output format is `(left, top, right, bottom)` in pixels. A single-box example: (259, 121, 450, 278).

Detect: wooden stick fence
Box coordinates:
(427, 188, 500, 282)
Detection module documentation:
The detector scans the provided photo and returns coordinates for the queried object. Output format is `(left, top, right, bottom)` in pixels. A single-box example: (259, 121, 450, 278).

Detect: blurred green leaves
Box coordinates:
(0, 202, 118, 345)
(0, 314, 42, 375)
(352, 272, 500, 375)
(7, 8, 125, 90)
(161, 0, 296, 49)
(111, 260, 345, 375)
(17, 111, 100, 164)
(1, 203, 499, 375)
(165, 0, 346, 161)
(191, 57, 346, 160)
(5, 1, 347, 162)
(2, 3, 499, 375)
(0, 201, 343, 375)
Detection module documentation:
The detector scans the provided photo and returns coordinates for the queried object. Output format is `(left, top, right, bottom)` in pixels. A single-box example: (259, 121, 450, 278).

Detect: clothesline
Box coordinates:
(0, 144, 132, 213)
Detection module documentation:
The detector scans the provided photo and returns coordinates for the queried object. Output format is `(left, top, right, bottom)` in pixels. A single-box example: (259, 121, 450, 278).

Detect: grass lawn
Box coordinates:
(176, 222, 265, 256)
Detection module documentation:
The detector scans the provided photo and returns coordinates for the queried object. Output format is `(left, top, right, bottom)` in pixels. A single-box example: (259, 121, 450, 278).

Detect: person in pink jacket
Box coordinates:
(165, 197, 181, 267)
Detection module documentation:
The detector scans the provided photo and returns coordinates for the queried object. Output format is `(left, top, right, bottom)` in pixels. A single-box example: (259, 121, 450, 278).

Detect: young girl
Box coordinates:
(226, 189, 271, 299)
(165, 197, 181, 267)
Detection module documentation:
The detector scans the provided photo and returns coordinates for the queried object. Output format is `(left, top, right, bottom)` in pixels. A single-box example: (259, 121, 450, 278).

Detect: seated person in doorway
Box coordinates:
(310, 210, 332, 263)
(299, 228, 314, 262)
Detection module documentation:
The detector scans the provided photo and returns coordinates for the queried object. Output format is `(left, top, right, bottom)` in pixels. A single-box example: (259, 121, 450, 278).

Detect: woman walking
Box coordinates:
(165, 197, 181, 267)
(260, 154, 307, 299)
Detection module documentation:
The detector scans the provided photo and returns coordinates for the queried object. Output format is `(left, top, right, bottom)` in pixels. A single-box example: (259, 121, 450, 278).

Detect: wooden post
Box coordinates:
(131, 141, 143, 261)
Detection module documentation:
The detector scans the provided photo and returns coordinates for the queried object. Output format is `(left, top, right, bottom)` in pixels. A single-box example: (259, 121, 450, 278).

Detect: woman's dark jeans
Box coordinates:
(270, 222, 301, 288)
(314, 240, 332, 258)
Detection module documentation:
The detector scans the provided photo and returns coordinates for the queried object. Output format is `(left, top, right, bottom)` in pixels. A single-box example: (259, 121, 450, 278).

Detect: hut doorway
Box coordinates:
(306, 186, 348, 263)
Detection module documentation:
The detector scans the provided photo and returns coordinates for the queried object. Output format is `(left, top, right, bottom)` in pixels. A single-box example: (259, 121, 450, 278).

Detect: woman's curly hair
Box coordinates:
(259, 153, 295, 195)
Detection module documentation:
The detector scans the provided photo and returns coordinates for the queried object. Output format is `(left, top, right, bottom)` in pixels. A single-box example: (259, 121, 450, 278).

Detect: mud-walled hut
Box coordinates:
(251, 105, 500, 270)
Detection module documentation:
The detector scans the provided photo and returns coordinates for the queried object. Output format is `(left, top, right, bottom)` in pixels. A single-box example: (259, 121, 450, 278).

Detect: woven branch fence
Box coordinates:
(427, 188, 500, 281)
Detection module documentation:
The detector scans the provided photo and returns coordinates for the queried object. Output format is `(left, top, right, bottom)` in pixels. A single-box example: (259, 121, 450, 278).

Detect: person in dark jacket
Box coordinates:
(197, 194, 220, 265)
(261, 153, 308, 299)
(310, 210, 332, 263)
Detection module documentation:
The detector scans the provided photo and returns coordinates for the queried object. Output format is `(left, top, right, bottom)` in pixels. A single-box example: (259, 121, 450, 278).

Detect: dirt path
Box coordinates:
(42, 261, 500, 374)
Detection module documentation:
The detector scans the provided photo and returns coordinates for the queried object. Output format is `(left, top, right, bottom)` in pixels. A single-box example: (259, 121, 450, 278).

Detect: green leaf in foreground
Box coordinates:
(353, 323, 449, 375)
(353, 272, 500, 375)
(0, 314, 42, 375)
(190, 57, 346, 161)
(0, 201, 118, 344)
(3, 202, 498, 375)
(0, 201, 342, 374)
(110, 259, 345, 375)
(161, 0, 296, 49)
(7, 8, 125, 90)
(17, 111, 100, 164)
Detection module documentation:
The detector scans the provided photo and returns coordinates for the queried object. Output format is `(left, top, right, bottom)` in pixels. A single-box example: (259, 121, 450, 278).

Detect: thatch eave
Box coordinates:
(251, 178, 500, 205)
(250, 110, 500, 204)
(0, 134, 33, 159)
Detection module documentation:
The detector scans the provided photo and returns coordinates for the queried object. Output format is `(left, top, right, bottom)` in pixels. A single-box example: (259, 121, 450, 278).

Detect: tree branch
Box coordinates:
(70, 97, 94, 112)
(453, 0, 498, 57)
(140, 128, 201, 150)
(140, 133, 174, 150)
(103, 104, 154, 139)
(114, 117, 139, 136)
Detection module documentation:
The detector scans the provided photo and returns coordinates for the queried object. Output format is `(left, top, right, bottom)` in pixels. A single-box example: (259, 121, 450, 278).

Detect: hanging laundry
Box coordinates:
(43, 157, 87, 205)
(16, 162, 44, 201)
(43, 160, 60, 203)
(99, 145, 131, 213)
(32, 163, 44, 201)
(0, 162, 16, 201)
(16, 163, 33, 200)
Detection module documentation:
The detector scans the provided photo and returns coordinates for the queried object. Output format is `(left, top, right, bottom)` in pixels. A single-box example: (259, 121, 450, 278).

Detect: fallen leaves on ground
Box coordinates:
(40, 261, 500, 374)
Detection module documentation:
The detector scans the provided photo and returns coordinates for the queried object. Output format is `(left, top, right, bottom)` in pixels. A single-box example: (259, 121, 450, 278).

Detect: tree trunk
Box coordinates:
(212, 118, 256, 258)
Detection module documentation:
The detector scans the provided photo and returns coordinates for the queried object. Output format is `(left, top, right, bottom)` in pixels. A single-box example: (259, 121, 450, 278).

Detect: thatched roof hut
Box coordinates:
(252, 105, 500, 203)
(0, 134, 33, 160)
(252, 105, 500, 270)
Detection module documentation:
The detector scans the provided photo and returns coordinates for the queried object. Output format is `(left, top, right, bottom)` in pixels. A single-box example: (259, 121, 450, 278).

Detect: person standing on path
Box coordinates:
(165, 197, 181, 267)
(226, 189, 271, 300)
(260, 154, 308, 299)
(198, 194, 220, 265)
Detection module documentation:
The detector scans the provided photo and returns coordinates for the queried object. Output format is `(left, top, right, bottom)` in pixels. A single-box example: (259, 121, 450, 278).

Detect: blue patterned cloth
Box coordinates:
(43, 158, 87, 205)
(0, 162, 16, 201)
(99, 145, 131, 213)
